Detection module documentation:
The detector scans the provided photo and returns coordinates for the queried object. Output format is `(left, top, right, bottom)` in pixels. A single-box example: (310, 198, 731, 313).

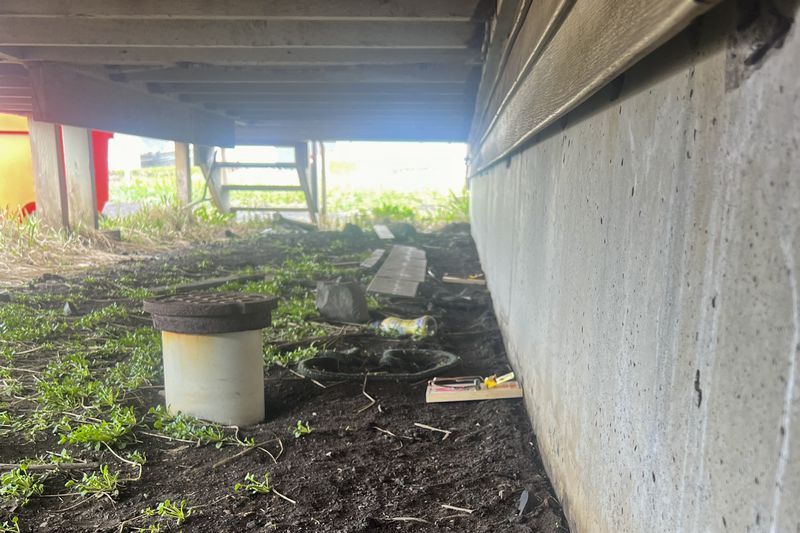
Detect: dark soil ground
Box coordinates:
(0, 225, 568, 532)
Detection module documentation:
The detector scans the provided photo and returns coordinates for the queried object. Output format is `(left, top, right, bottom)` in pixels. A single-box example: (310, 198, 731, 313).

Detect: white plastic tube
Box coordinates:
(161, 330, 264, 426)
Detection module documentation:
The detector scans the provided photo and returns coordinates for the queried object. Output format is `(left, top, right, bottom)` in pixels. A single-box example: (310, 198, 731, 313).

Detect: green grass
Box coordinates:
(106, 166, 469, 230)
(0, 209, 389, 515)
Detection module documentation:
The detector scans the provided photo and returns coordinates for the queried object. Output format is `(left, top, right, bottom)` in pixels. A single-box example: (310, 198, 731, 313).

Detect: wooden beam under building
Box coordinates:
(236, 119, 470, 144)
(0, 47, 482, 66)
(176, 92, 469, 105)
(0, 19, 479, 49)
(469, 0, 721, 171)
(114, 64, 477, 84)
(28, 63, 235, 146)
(151, 82, 470, 95)
(0, 0, 482, 21)
(225, 107, 468, 122)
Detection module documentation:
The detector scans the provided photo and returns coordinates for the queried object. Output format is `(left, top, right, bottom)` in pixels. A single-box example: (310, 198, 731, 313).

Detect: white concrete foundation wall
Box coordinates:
(470, 3, 800, 532)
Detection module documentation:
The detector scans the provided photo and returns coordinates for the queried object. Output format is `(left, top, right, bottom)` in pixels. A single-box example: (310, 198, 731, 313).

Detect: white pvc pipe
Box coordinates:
(161, 330, 264, 426)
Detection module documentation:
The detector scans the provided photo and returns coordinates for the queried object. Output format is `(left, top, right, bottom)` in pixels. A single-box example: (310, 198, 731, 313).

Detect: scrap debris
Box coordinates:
(518, 489, 530, 516)
(371, 315, 437, 337)
(315, 280, 370, 323)
(272, 213, 317, 232)
(442, 273, 486, 286)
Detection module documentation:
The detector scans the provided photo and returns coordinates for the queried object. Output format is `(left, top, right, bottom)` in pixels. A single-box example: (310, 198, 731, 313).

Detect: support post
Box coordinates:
(61, 125, 98, 229)
(175, 141, 191, 205)
(194, 144, 227, 213)
(28, 120, 69, 229)
(310, 141, 319, 216)
(319, 142, 327, 218)
(293, 142, 317, 226)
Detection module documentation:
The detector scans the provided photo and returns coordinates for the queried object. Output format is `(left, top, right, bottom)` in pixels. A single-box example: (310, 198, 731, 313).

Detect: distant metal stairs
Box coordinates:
(196, 142, 321, 225)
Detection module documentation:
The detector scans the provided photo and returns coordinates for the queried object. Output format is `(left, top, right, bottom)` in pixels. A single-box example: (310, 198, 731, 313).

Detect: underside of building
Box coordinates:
(1, 0, 798, 531)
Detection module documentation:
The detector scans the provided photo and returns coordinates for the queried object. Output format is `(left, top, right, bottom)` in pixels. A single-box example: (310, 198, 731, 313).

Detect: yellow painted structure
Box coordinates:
(0, 113, 35, 216)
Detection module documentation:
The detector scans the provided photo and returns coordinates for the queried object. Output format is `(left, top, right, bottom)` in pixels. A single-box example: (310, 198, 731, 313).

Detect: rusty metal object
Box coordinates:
(143, 291, 277, 334)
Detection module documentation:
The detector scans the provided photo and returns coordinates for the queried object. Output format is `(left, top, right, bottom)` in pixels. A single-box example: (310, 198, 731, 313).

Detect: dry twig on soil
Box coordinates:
(212, 438, 280, 469)
(441, 504, 474, 514)
(356, 374, 376, 413)
(287, 367, 326, 389)
(0, 462, 98, 472)
(414, 423, 452, 440)
(389, 516, 431, 524)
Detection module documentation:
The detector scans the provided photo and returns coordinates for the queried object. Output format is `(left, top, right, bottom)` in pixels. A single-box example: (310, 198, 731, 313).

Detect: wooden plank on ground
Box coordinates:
(470, 0, 720, 171)
(373, 225, 394, 240)
(366, 277, 420, 297)
(367, 244, 427, 297)
(360, 249, 385, 269)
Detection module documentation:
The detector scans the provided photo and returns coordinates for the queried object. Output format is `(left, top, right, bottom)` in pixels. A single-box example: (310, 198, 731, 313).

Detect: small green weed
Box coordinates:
(59, 407, 137, 450)
(148, 406, 226, 447)
(194, 205, 234, 226)
(65, 465, 120, 499)
(263, 344, 317, 366)
(126, 451, 147, 466)
(144, 499, 192, 526)
(291, 420, 312, 438)
(234, 472, 271, 495)
(74, 304, 129, 329)
(0, 516, 19, 533)
(0, 304, 64, 343)
(0, 465, 44, 506)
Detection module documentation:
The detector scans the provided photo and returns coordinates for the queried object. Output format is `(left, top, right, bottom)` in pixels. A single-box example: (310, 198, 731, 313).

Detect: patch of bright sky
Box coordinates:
(108, 134, 467, 194)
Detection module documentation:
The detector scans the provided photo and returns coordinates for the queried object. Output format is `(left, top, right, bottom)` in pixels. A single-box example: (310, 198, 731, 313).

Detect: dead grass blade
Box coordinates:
(413, 423, 452, 440)
(356, 374, 376, 413)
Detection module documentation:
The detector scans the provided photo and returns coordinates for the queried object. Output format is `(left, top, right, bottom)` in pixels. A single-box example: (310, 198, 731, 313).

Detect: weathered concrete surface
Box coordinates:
(469, 2, 800, 532)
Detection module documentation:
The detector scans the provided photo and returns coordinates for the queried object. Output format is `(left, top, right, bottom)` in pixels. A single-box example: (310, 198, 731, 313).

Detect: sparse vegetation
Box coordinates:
(234, 472, 272, 495)
(59, 407, 138, 450)
(143, 499, 192, 527)
(65, 465, 121, 499)
(0, 516, 20, 533)
(0, 154, 473, 530)
(0, 465, 44, 506)
(291, 420, 313, 438)
(147, 406, 227, 447)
